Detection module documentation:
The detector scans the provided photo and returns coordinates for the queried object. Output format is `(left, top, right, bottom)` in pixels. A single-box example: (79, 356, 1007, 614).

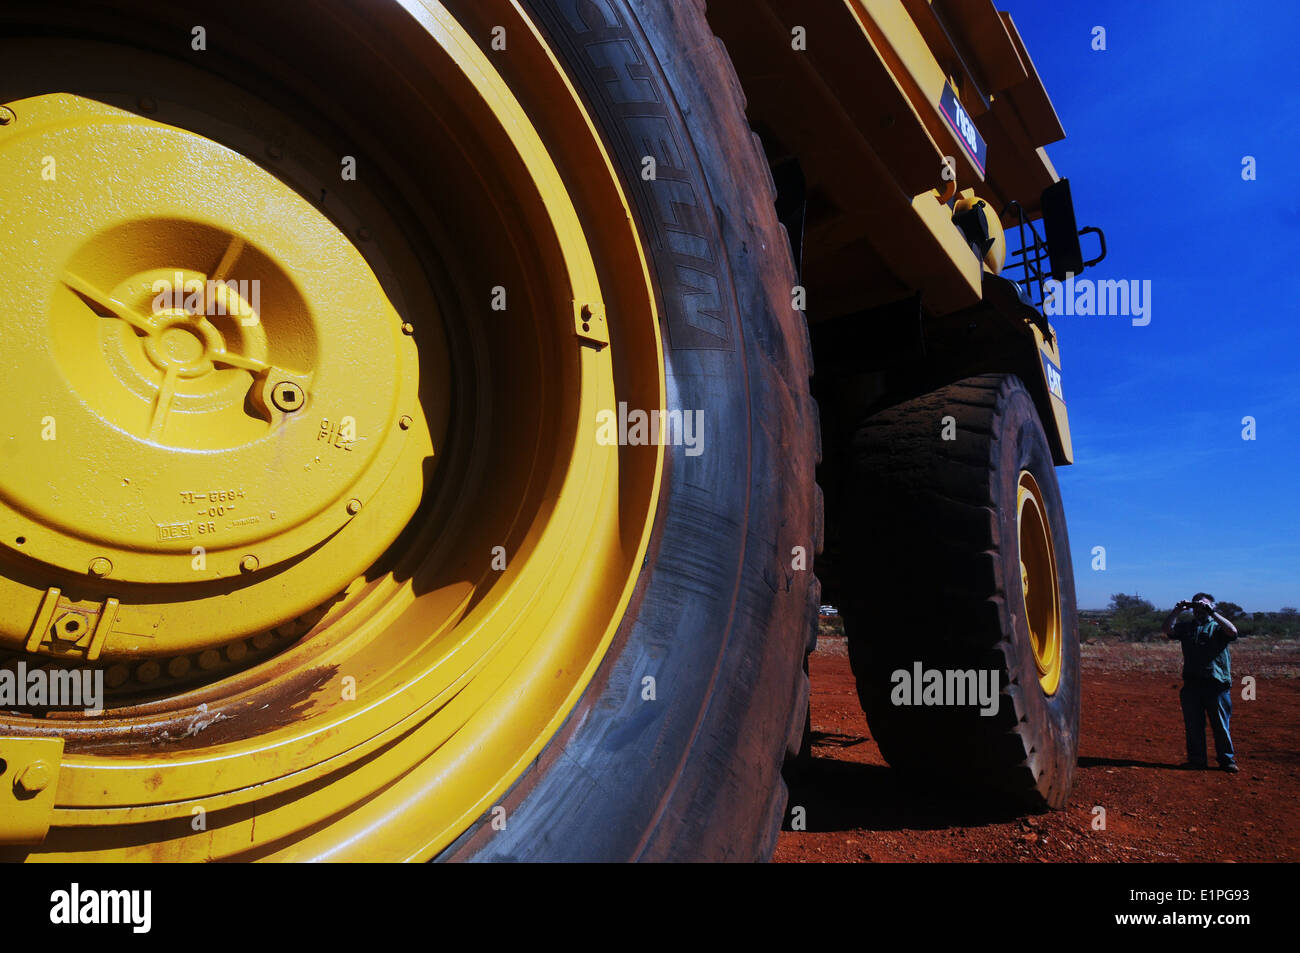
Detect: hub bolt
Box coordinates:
(52, 612, 90, 644)
(240, 555, 260, 573)
(271, 382, 305, 412)
(89, 557, 112, 577)
(14, 761, 52, 796)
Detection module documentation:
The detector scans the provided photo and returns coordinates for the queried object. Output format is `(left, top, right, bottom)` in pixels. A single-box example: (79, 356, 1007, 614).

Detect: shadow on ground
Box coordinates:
(783, 743, 1032, 834)
(1078, 755, 1183, 770)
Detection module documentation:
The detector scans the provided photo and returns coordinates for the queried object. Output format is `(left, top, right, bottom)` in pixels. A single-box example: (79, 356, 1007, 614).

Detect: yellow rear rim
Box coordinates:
(0, 0, 664, 860)
(1016, 471, 1062, 695)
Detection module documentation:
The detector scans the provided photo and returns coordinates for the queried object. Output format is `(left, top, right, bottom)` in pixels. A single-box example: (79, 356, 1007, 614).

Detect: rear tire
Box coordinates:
(840, 374, 1079, 810)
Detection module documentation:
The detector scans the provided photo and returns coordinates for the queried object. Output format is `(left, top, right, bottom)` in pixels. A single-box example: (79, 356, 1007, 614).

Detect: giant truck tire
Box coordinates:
(838, 374, 1079, 810)
(0, 0, 817, 861)
(440, 0, 820, 861)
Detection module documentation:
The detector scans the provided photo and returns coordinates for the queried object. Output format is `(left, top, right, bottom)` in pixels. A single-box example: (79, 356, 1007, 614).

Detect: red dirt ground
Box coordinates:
(775, 635, 1300, 862)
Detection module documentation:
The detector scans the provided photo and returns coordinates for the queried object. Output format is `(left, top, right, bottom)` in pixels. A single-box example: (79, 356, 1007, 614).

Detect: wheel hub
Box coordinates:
(149, 320, 208, 370)
(0, 0, 661, 862)
(0, 92, 434, 659)
(1017, 470, 1063, 695)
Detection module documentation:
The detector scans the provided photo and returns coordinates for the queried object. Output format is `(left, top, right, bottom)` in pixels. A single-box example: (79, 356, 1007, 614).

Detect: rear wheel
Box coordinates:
(839, 374, 1079, 810)
(0, 0, 818, 860)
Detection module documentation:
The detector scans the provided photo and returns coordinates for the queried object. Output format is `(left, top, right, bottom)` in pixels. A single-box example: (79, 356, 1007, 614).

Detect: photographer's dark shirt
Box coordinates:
(1168, 618, 1235, 684)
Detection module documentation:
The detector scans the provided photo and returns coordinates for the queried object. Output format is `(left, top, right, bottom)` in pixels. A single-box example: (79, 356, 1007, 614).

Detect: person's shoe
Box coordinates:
(1221, 762, 1240, 773)
(1178, 761, 1208, 770)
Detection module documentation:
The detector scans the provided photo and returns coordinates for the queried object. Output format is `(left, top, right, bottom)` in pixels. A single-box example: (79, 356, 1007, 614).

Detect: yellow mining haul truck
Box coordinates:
(0, 1, 1102, 860)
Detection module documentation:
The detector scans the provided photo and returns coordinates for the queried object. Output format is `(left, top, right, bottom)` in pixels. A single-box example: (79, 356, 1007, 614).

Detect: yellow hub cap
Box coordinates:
(0, 93, 431, 657)
(1017, 471, 1062, 695)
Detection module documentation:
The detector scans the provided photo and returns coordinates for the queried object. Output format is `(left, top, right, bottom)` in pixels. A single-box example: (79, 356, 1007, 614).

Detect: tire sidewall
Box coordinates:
(441, 0, 816, 861)
(997, 378, 1080, 808)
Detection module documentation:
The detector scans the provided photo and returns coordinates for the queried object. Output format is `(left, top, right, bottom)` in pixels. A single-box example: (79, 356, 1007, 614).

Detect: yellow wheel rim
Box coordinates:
(1016, 470, 1062, 695)
(0, 0, 664, 860)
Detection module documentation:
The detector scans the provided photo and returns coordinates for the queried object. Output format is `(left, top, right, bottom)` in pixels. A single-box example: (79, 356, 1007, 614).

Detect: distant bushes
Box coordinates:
(1079, 595, 1300, 642)
(818, 596, 1298, 643)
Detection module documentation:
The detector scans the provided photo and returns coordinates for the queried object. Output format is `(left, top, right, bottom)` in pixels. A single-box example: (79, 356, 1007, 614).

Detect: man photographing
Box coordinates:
(1161, 593, 1240, 772)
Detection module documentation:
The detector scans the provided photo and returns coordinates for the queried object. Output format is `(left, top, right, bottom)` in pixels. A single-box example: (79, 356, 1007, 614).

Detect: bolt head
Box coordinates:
(270, 381, 305, 412)
(52, 612, 90, 643)
(401, 322, 414, 335)
(15, 761, 52, 796)
(399, 415, 412, 430)
(89, 557, 112, 577)
(346, 499, 362, 515)
(240, 555, 259, 573)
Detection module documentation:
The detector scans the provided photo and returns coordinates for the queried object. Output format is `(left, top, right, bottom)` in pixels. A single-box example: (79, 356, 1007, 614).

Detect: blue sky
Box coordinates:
(1003, 0, 1300, 610)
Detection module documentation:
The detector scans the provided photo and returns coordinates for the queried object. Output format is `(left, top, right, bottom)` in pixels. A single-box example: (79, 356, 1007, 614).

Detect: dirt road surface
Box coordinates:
(776, 636, 1300, 862)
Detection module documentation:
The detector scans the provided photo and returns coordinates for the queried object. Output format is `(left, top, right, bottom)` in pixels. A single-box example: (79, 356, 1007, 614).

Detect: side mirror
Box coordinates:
(1041, 179, 1106, 279)
(1041, 179, 1082, 280)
